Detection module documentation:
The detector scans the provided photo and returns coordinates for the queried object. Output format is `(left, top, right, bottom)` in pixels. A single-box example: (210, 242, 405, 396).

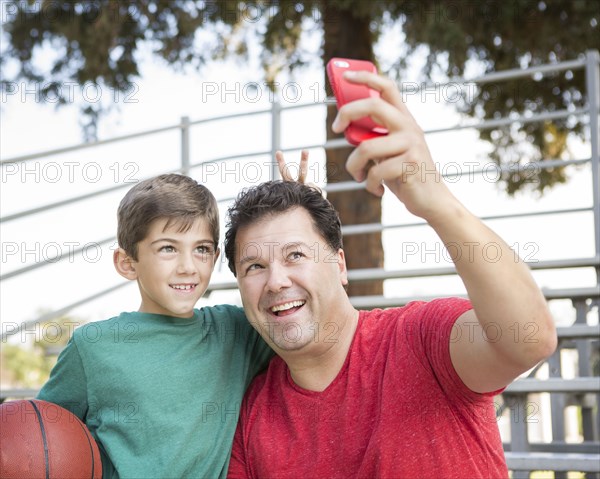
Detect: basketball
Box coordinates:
(0, 399, 102, 479)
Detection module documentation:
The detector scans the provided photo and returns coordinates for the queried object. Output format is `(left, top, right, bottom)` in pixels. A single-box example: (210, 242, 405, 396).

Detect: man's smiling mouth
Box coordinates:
(270, 300, 306, 316)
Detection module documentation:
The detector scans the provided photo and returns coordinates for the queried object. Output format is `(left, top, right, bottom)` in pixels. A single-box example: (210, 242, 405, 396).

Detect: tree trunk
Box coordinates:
(322, 4, 383, 297)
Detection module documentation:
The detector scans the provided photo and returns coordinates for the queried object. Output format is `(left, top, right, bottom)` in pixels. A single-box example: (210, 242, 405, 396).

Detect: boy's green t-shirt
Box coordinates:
(37, 305, 273, 479)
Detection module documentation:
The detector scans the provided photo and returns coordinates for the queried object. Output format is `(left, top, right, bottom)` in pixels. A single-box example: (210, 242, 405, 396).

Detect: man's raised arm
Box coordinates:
(332, 71, 557, 393)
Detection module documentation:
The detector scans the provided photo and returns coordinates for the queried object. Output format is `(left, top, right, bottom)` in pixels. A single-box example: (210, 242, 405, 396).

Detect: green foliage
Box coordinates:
(1, 316, 75, 389)
(393, 0, 598, 195)
(2, 0, 598, 194)
(1, 343, 53, 388)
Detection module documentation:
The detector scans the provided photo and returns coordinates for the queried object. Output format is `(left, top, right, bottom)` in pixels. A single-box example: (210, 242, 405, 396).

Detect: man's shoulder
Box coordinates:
(361, 298, 471, 324)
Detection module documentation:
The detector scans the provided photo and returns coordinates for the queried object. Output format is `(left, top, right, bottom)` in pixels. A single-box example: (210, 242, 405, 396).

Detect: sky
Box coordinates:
(0, 8, 597, 348)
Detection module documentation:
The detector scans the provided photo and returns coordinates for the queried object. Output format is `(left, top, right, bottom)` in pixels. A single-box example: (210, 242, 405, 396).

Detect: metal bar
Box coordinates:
(181, 116, 190, 176)
(188, 149, 273, 171)
(425, 108, 588, 135)
(504, 442, 600, 454)
(343, 258, 600, 282)
(340, 207, 592, 236)
(0, 167, 186, 223)
(399, 58, 588, 92)
(556, 324, 600, 339)
(574, 299, 598, 443)
(548, 351, 566, 456)
(324, 158, 591, 195)
(3, 56, 593, 167)
(186, 107, 272, 127)
(506, 394, 530, 479)
(505, 378, 600, 394)
(440, 158, 590, 179)
(505, 452, 600, 472)
(206, 271, 600, 295)
(271, 101, 281, 180)
(0, 389, 40, 403)
(0, 236, 116, 281)
(1, 123, 182, 165)
(586, 50, 600, 262)
(346, 287, 600, 310)
(0, 282, 132, 341)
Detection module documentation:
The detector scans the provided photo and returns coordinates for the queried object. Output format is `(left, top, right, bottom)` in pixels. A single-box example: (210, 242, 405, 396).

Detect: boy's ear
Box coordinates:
(113, 248, 138, 280)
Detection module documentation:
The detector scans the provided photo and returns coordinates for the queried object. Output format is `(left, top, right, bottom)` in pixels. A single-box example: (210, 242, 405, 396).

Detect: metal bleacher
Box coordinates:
(1, 51, 599, 477)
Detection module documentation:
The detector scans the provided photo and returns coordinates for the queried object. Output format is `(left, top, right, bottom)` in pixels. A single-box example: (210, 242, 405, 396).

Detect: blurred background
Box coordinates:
(1, 1, 599, 477)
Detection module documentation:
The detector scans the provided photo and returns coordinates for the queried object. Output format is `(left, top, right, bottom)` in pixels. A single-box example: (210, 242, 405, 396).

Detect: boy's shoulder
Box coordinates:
(69, 312, 136, 342)
(69, 306, 251, 344)
(199, 304, 247, 324)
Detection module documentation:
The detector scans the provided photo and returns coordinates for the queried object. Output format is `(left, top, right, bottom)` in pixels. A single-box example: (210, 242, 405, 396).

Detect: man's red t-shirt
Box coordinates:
(228, 298, 508, 479)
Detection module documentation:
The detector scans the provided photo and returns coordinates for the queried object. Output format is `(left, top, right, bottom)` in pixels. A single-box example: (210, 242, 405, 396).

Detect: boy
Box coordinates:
(38, 173, 273, 478)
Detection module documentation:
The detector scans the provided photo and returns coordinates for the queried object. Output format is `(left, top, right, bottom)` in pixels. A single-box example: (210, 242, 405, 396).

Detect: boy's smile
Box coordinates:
(128, 217, 219, 318)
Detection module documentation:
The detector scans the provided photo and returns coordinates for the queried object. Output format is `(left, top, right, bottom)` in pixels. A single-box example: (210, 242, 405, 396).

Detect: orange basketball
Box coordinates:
(0, 399, 102, 479)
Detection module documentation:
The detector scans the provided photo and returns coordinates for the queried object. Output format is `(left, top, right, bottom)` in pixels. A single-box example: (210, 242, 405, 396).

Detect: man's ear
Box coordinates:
(113, 248, 138, 280)
(337, 248, 349, 286)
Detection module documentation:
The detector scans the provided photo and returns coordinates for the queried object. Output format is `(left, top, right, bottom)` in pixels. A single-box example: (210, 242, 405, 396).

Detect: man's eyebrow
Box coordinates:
(284, 241, 318, 252)
(237, 240, 318, 264)
(238, 254, 259, 265)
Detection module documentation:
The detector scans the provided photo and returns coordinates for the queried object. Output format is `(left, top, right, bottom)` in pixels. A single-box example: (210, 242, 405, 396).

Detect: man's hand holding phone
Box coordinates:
(329, 64, 458, 226)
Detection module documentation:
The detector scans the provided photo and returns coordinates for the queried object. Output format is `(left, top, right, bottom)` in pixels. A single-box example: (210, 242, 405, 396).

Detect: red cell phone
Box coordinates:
(326, 57, 388, 145)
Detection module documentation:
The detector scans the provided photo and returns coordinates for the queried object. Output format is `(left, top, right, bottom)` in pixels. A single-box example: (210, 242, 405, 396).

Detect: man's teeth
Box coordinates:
(171, 284, 195, 290)
(271, 300, 305, 313)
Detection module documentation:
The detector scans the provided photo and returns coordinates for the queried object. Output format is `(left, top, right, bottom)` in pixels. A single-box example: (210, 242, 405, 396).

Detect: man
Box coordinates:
(224, 70, 557, 478)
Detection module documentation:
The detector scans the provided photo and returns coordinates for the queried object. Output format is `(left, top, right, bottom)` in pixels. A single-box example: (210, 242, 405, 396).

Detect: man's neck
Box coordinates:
(283, 308, 360, 392)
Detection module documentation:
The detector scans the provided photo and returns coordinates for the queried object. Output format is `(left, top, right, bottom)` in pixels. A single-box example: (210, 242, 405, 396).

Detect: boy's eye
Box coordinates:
(160, 245, 176, 253)
(196, 244, 215, 255)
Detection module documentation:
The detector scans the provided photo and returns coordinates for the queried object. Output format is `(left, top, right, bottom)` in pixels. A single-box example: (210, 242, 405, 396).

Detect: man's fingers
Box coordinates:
(345, 133, 409, 182)
(342, 70, 412, 118)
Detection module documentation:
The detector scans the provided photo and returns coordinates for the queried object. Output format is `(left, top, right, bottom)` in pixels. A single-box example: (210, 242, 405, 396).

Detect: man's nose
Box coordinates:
(265, 262, 292, 292)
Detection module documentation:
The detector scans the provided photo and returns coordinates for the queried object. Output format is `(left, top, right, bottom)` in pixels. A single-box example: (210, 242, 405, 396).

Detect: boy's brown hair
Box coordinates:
(117, 174, 219, 260)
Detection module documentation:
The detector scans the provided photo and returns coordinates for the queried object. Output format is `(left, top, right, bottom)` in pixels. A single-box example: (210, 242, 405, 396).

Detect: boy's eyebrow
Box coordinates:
(150, 238, 215, 245)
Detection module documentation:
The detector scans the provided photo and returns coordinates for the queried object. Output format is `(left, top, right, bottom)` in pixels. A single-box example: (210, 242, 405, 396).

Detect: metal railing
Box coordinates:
(1, 51, 599, 477)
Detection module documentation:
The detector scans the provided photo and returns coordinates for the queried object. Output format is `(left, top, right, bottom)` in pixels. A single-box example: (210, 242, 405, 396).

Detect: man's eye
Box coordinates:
(160, 245, 175, 253)
(289, 251, 304, 261)
(246, 263, 263, 273)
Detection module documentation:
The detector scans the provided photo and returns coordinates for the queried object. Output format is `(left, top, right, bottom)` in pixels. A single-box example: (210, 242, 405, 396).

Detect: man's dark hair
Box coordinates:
(224, 181, 343, 276)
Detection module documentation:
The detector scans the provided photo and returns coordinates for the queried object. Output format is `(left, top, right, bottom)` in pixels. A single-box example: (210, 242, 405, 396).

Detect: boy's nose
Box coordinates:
(176, 252, 196, 274)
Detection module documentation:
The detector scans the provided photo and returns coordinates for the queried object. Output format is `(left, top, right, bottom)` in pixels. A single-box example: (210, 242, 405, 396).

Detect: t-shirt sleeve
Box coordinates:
(400, 297, 488, 403)
(36, 332, 88, 420)
(227, 414, 250, 478)
(229, 305, 274, 378)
